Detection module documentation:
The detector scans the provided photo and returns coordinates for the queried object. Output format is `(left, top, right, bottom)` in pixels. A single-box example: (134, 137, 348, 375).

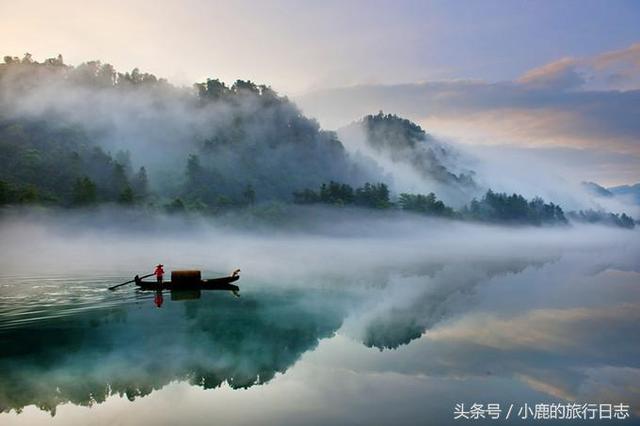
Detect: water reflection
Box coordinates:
(358, 257, 554, 350)
(0, 243, 639, 423)
(154, 289, 163, 308)
(0, 286, 345, 415)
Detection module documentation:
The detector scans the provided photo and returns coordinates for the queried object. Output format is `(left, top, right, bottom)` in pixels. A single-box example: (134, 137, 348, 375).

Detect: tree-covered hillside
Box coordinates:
(0, 119, 148, 205)
(0, 54, 635, 229)
(339, 112, 476, 190)
(0, 54, 372, 208)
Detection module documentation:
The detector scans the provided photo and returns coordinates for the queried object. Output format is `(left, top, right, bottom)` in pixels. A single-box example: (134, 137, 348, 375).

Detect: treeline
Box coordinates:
(2, 53, 168, 89)
(292, 181, 453, 216)
(567, 210, 635, 229)
(293, 181, 391, 209)
(291, 182, 636, 228)
(460, 190, 567, 225)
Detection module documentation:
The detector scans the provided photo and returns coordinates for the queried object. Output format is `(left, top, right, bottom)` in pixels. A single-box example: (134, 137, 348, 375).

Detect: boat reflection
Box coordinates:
(154, 289, 163, 307)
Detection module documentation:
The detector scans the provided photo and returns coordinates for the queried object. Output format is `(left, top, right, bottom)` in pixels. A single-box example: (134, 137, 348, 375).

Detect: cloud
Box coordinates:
(517, 43, 640, 92)
(518, 57, 584, 90)
(298, 79, 640, 153)
(425, 304, 640, 354)
(589, 43, 640, 90)
(296, 43, 640, 185)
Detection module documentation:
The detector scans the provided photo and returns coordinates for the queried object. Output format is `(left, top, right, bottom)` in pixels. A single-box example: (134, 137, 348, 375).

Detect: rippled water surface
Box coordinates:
(0, 275, 147, 329)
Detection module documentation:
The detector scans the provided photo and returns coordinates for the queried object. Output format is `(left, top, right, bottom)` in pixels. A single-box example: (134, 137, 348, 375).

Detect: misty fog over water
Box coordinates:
(0, 210, 638, 425)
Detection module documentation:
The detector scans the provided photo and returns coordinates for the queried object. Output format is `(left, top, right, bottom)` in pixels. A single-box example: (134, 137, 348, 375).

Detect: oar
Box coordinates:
(108, 273, 155, 291)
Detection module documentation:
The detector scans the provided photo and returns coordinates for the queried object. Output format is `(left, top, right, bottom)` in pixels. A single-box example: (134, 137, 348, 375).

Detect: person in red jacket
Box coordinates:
(154, 264, 164, 284)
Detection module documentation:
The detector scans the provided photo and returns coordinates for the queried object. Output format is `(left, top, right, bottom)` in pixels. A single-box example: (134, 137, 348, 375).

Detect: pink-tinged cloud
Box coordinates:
(517, 57, 584, 90)
(518, 43, 640, 91)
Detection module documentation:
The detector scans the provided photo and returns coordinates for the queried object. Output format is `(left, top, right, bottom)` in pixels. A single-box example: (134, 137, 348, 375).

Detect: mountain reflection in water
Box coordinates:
(0, 286, 345, 415)
(0, 229, 638, 425)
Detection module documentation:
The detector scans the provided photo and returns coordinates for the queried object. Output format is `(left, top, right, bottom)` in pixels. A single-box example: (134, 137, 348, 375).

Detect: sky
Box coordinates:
(2, 0, 639, 93)
(2, 0, 639, 185)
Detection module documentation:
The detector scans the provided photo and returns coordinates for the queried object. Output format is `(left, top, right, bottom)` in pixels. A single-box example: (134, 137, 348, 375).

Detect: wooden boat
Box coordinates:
(134, 269, 240, 292)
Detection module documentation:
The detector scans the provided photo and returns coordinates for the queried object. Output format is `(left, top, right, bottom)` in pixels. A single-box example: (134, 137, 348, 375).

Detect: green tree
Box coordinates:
(72, 177, 97, 206)
(195, 78, 229, 100)
(186, 154, 204, 187)
(292, 188, 320, 204)
(110, 162, 130, 200)
(115, 150, 132, 175)
(242, 184, 256, 205)
(0, 180, 11, 205)
(118, 185, 134, 204)
(17, 185, 38, 203)
(166, 198, 185, 214)
(355, 183, 390, 209)
(319, 181, 354, 205)
(132, 166, 149, 199)
(462, 190, 567, 225)
(398, 192, 453, 217)
(232, 80, 260, 95)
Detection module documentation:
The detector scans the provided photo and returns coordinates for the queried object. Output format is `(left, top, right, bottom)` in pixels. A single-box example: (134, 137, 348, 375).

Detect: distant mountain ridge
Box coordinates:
(581, 181, 613, 198)
(582, 180, 640, 206)
(608, 183, 640, 204)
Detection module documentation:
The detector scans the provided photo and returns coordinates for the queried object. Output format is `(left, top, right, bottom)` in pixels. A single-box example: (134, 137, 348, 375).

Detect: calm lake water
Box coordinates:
(0, 221, 639, 425)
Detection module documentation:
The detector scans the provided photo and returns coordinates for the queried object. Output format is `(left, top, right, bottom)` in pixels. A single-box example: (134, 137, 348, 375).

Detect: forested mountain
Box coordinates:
(0, 54, 635, 229)
(361, 112, 475, 187)
(0, 119, 147, 205)
(337, 112, 477, 206)
(0, 54, 372, 208)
